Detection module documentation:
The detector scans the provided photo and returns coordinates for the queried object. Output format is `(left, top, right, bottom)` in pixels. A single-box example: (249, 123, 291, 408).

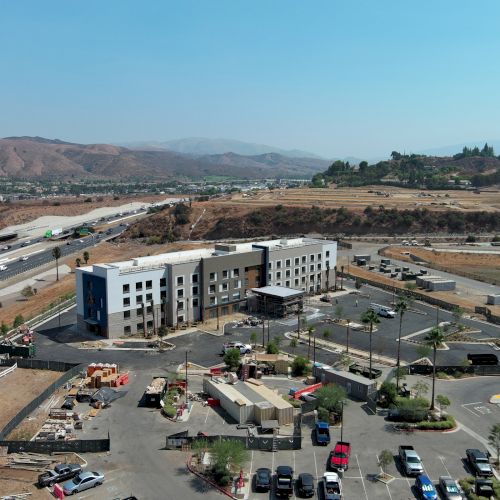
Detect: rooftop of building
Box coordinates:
(78, 237, 335, 275)
(251, 285, 304, 299)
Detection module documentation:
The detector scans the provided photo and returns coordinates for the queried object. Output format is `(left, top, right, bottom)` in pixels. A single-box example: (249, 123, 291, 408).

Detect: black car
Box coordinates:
(297, 473, 315, 497)
(255, 467, 272, 491)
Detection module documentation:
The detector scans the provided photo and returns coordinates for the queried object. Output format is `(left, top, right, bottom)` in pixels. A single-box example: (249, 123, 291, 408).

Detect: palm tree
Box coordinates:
(425, 326, 445, 410)
(83, 251, 90, 264)
(394, 296, 409, 392)
(52, 247, 62, 281)
(307, 326, 315, 360)
(345, 318, 351, 354)
(361, 309, 380, 379)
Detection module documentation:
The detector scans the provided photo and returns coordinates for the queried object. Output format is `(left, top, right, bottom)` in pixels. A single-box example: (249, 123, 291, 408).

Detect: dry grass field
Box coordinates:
(217, 185, 500, 213)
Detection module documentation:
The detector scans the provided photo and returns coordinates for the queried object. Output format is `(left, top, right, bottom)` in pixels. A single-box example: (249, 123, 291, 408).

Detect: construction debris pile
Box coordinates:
(34, 409, 83, 441)
(1, 452, 52, 472)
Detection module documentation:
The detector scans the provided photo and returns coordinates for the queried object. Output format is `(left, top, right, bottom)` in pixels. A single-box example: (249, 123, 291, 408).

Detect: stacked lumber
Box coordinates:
(4, 452, 52, 471)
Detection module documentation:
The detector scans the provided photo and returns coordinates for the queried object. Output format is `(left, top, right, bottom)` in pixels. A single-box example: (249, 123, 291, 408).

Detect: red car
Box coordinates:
(328, 441, 351, 471)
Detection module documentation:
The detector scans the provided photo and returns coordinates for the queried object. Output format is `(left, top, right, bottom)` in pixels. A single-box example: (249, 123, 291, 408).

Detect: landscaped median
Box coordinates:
(393, 414, 456, 432)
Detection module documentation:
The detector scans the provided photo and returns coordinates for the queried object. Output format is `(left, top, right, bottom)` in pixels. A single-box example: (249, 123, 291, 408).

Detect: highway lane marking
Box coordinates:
(355, 454, 369, 500)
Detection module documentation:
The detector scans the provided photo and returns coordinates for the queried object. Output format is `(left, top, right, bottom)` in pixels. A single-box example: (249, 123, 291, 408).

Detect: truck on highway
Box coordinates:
(398, 445, 423, 476)
(44, 228, 63, 238)
(0, 264, 7, 271)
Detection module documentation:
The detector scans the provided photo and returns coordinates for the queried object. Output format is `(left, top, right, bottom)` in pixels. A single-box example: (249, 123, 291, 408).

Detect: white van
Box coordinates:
(370, 303, 396, 318)
(0, 264, 7, 271)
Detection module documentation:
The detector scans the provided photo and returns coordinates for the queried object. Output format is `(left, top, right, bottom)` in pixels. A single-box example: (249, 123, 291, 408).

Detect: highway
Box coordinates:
(0, 224, 126, 281)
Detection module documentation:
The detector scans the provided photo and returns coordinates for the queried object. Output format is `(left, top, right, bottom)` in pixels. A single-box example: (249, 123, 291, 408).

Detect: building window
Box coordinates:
(326, 250, 330, 258)
(276, 260, 282, 269)
(137, 323, 144, 332)
(294, 278, 299, 286)
(146, 305, 152, 314)
(160, 290, 166, 300)
(123, 310, 130, 319)
(276, 271, 281, 279)
(209, 296, 216, 305)
(295, 257, 300, 265)
(222, 270, 229, 279)
(147, 320, 153, 329)
(192, 274, 199, 283)
(294, 268, 299, 276)
(268, 273, 272, 281)
(302, 266, 306, 273)
(123, 284, 130, 294)
(310, 275, 315, 282)
(146, 280, 152, 290)
(310, 254, 315, 262)
(193, 298, 199, 307)
(209, 284, 215, 294)
(326, 260, 329, 268)
(160, 278, 167, 287)
(136, 282, 142, 291)
(317, 273, 322, 281)
(268, 262, 272, 270)
(317, 253, 322, 260)
(233, 268, 239, 277)
(285, 259, 291, 267)
(177, 289, 184, 298)
(234, 279, 241, 289)
(123, 297, 130, 307)
(317, 263, 321, 270)
(177, 315, 184, 323)
(285, 280, 290, 287)
(136, 295, 143, 304)
(192, 286, 199, 296)
(310, 264, 314, 272)
(177, 276, 184, 286)
(232, 292, 240, 300)
(146, 293, 152, 301)
(137, 307, 143, 316)
(301, 276, 306, 283)
(276, 282, 281, 286)
(209, 272, 217, 281)
(221, 295, 229, 303)
(302, 256, 306, 263)
(219, 283, 228, 292)
(177, 301, 184, 311)
(124, 325, 131, 335)
(286, 270, 291, 278)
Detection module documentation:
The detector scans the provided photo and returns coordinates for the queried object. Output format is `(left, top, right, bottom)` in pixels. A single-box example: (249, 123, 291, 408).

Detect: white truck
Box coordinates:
(399, 445, 424, 476)
(222, 342, 252, 355)
(322, 472, 342, 499)
(369, 303, 396, 318)
(0, 264, 7, 271)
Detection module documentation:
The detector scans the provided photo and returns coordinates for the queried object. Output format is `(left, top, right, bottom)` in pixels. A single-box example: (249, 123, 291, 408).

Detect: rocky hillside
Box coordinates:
(0, 136, 326, 180)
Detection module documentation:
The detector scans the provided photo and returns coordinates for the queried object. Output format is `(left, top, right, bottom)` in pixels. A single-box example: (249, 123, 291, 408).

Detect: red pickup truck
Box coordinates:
(328, 441, 351, 471)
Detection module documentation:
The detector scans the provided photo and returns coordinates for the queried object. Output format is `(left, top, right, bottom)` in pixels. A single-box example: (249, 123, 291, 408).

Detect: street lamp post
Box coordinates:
(340, 400, 345, 443)
(185, 350, 190, 404)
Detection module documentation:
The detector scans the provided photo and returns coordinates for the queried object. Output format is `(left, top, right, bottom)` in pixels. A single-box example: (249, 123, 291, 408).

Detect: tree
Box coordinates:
(451, 306, 464, 328)
(289, 337, 298, 353)
(158, 325, 167, 339)
(266, 341, 279, 354)
(425, 326, 445, 410)
(416, 344, 432, 360)
(361, 309, 380, 379)
(323, 328, 331, 340)
(223, 348, 241, 371)
(13, 314, 24, 328)
(488, 423, 500, 466)
(436, 395, 450, 414)
(314, 384, 347, 415)
(291, 356, 310, 376)
(250, 331, 258, 348)
(334, 305, 343, 320)
(211, 439, 249, 486)
(378, 450, 393, 476)
(412, 380, 429, 398)
(379, 381, 397, 407)
(52, 246, 62, 281)
(75, 257, 81, 267)
(21, 285, 34, 299)
(1, 322, 9, 335)
(83, 251, 90, 264)
(394, 296, 408, 391)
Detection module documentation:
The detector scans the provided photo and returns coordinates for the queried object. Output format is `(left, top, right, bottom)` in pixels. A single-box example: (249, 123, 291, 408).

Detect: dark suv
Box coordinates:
(297, 473, 315, 497)
(254, 467, 272, 491)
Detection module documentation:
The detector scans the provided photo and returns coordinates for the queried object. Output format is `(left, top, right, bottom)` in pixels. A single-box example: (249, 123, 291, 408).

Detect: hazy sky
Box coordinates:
(1, 1, 499, 158)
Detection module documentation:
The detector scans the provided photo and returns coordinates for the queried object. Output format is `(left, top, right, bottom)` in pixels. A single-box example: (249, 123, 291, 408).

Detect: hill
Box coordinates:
(0, 137, 326, 180)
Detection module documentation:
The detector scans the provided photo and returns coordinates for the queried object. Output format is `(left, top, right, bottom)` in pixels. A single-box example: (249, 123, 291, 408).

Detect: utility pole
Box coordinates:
(346, 320, 350, 354)
(340, 400, 345, 443)
(313, 328, 316, 364)
(185, 351, 189, 404)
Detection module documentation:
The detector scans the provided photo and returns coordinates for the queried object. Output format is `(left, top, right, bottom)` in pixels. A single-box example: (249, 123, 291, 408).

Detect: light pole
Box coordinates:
(340, 399, 346, 443)
(346, 319, 350, 354)
(313, 328, 316, 364)
(185, 350, 190, 404)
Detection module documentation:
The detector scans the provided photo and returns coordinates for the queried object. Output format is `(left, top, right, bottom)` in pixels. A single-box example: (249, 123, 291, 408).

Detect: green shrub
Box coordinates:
(317, 406, 329, 422)
(164, 405, 176, 418)
(266, 341, 279, 354)
(436, 371, 449, 379)
(291, 356, 310, 376)
(415, 415, 455, 430)
(282, 395, 302, 408)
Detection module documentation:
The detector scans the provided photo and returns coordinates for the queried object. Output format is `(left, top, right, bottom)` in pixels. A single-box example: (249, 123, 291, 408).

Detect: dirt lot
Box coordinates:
(381, 246, 500, 285)
(0, 193, 168, 230)
(214, 185, 500, 213)
(0, 368, 62, 431)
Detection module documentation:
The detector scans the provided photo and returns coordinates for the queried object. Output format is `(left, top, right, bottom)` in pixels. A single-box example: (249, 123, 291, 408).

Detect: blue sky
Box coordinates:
(1, 1, 499, 158)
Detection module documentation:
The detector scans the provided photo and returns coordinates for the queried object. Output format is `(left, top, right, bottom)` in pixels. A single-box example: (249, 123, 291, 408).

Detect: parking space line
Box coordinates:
(439, 456, 451, 477)
(313, 448, 318, 480)
(355, 454, 369, 500)
(461, 404, 481, 417)
(385, 483, 393, 500)
(292, 451, 296, 499)
(249, 451, 254, 483)
(204, 406, 210, 424)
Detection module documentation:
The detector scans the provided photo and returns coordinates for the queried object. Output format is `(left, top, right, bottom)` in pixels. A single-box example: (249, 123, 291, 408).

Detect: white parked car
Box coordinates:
(222, 342, 252, 354)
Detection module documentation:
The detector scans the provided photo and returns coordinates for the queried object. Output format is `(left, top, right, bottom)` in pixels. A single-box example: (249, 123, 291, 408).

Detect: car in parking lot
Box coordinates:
(415, 474, 437, 500)
(222, 342, 252, 354)
(254, 467, 272, 491)
(466, 448, 493, 477)
(62, 470, 105, 495)
(438, 476, 464, 500)
(297, 472, 315, 497)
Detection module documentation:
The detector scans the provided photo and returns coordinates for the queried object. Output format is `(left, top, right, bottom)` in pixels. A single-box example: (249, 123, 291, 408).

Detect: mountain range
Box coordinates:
(0, 136, 329, 180)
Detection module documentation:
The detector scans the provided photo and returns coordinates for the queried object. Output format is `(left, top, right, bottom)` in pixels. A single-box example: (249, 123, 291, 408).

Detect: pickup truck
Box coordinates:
(38, 463, 82, 487)
(275, 465, 294, 498)
(315, 421, 330, 445)
(398, 445, 423, 476)
(322, 472, 342, 500)
(466, 448, 493, 477)
(328, 441, 351, 471)
(348, 363, 382, 379)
